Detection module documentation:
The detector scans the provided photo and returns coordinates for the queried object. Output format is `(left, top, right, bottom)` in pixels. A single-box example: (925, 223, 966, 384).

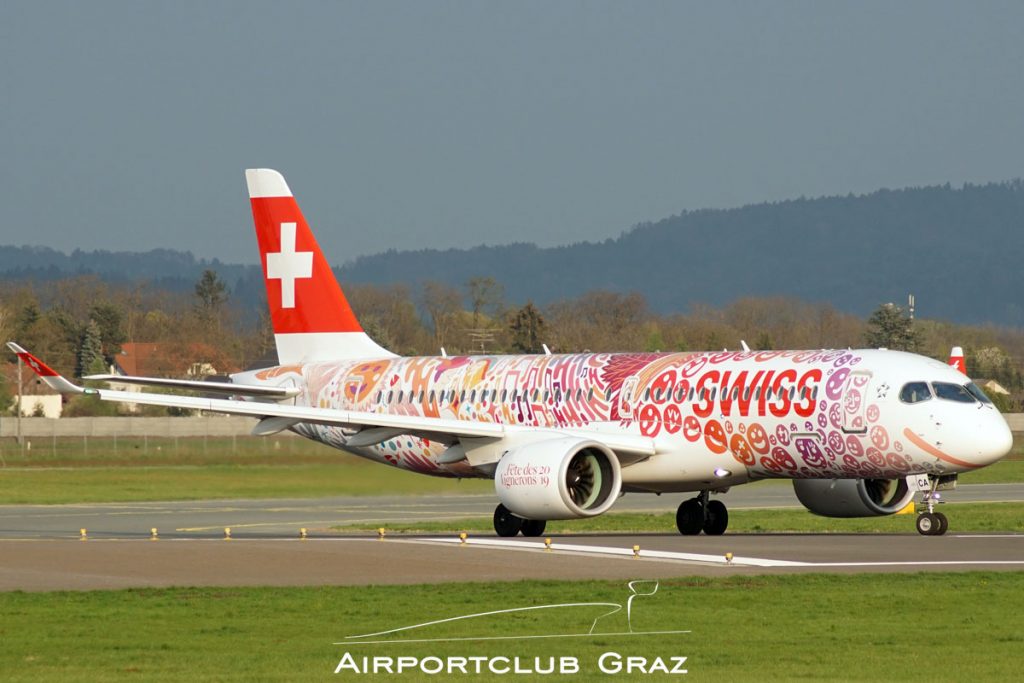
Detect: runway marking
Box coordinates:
(416, 537, 1024, 569)
(174, 513, 458, 532)
(953, 534, 1023, 539)
(417, 537, 808, 567)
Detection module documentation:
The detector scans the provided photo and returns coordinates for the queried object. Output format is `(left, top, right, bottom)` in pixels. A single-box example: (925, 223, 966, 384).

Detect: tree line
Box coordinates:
(2, 271, 1023, 414)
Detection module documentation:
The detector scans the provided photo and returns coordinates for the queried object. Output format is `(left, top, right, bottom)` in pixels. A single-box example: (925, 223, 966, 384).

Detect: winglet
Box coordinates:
(6, 342, 85, 394)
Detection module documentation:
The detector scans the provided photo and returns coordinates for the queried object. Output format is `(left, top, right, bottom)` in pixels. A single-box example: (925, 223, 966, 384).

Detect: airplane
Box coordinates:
(949, 346, 967, 374)
(8, 169, 1013, 538)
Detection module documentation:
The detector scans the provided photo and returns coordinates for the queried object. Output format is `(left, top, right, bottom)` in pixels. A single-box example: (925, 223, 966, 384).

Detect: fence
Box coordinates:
(0, 416, 324, 466)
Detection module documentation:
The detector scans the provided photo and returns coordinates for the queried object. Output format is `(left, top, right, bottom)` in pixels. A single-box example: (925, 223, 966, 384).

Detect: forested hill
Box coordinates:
(2, 180, 1023, 326)
(340, 180, 1024, 325)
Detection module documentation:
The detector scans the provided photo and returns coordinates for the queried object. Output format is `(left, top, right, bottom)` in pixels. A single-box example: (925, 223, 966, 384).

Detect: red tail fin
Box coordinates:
(246, 169, 393, 364)
(948, 346, 966, 374)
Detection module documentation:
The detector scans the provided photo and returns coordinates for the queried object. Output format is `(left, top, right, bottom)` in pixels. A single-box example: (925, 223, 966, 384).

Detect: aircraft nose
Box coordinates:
(975, 412, 1013, 467)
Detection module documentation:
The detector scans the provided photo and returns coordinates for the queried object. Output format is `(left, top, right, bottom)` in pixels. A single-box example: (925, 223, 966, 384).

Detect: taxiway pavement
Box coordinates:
(1, 482, 1021, 540)
(1, 483, 1021, 591)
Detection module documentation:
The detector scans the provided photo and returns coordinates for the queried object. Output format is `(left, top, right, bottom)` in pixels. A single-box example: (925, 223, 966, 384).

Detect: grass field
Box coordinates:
(0, 434, 1020, 505)
(1, 573, 1021, 682)
(334, 500, 1024, 535)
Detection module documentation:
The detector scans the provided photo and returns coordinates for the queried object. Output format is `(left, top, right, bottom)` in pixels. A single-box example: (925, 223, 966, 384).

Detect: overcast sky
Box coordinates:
(2, 1, 1023, 264)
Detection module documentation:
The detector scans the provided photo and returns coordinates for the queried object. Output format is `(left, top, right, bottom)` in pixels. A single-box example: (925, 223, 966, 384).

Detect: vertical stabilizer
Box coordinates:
(949, 346, 966, 374)
(246, 169, 394, 364)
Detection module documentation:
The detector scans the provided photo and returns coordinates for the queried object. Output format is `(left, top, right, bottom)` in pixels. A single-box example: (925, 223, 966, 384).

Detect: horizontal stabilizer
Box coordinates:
(84, 374, 300, 400)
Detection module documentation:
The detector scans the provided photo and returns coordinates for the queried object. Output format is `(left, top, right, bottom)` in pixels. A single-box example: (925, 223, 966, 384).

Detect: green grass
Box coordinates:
(335, 501, 1024, 535)
(0, 462, 491, 505)
(957, 455, 1024, 483)
(0, 434, 1020, 505)
(1, 574, 1021, 681)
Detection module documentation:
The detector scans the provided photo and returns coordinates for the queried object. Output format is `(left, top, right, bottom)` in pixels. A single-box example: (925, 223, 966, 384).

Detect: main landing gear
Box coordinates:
(493, 504, 547, 537)
(675, 490, 729, 536)
(916, 477, 949, 536)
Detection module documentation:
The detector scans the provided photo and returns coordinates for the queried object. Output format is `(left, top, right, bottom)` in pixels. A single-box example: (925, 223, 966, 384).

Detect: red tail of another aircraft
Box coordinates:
(949, 346, 966, 374)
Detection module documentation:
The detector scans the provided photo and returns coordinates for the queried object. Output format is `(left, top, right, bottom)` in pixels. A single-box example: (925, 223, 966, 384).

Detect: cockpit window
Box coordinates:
(899, 382, 932, 404)
(966, 382, 993, 404)
(932, 382, 976, 403)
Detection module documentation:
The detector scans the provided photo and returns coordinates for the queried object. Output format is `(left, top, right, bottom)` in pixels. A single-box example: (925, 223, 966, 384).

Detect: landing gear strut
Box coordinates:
(675, 491, 729, 536)
(916, 477, 948, 536)
(492, 504, 547, 537)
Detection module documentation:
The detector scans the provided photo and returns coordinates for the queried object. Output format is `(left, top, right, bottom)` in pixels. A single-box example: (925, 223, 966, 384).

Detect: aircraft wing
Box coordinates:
(83, 374, 301, 400)
(9, 343, 656, 458)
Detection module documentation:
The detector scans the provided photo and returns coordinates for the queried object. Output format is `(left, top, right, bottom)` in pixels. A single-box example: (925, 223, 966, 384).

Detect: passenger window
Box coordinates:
(933, 382, 976, 403)
(387, 391, 394, 403)
(501, 389, 508, 402)
(643, 388, 651, 401)
(899, 382, 931, 404)
(429, 390, 435, 403)
(588, 388, 594, 401)
(375, 391, 382, 404)
(966, 382, 993, 404)
(460, 390, 466, 403)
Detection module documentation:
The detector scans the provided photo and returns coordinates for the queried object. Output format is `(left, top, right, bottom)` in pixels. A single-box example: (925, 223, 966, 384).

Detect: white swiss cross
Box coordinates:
(266, 222, 313, 309)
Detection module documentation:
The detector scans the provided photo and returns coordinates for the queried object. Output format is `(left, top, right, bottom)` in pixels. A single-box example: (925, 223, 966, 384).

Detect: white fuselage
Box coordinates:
(234, 348, 1012, 492)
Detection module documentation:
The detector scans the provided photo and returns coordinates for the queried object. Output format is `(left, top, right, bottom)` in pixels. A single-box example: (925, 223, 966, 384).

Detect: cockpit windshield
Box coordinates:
(932, 382, 976, 403)
(965, 382, 994, 404)
(899, 382, 932, 404)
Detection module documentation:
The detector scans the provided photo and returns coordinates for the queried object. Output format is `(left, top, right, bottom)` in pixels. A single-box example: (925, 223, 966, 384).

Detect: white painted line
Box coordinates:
(952, 534, 1023, 539)
(811, 561, 1024, 567)
(419, 537, 810, 567)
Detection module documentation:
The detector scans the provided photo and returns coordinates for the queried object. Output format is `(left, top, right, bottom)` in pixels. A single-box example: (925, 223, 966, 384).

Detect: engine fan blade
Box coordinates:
(567, 454, 596, 506)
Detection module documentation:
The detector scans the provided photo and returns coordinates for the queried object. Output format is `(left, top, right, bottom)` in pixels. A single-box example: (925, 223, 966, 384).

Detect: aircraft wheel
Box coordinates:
(493, 504, 524, 537)
(702, 499, 729, 536)
(934, 512, 949, 536)
(676, 499, 704, 535)
(520, 519, 547, 537)
(916, 512, 939, 536)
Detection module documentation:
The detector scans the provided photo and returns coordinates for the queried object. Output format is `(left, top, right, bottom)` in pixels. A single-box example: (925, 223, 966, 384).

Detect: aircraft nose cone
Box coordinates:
(976, 413, 1013, 467)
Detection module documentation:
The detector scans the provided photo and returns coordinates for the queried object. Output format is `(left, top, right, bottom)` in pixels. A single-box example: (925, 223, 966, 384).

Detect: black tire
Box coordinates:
(521, 519, 547, 537)
(676, 499, 704, 535)
(493, 504, 524, 537)
(916, 513, 937, 536)
(934, 512, 949, 536)
(702, 499, 729, 536)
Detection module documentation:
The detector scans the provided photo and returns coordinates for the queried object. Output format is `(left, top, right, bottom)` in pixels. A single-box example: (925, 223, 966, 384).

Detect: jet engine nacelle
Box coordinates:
(793, 477, 914, 518)
(494, 437, 622, 520)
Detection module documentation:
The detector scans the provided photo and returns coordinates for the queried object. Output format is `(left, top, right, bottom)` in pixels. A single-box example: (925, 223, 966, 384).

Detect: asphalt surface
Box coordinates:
(2, 481, 1021, 540)
(1, 483, 1021, 591)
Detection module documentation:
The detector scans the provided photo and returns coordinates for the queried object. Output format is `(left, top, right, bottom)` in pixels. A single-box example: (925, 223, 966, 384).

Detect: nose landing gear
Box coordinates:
(915, 476, 949, 536)
(675, 490, 729, 536)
